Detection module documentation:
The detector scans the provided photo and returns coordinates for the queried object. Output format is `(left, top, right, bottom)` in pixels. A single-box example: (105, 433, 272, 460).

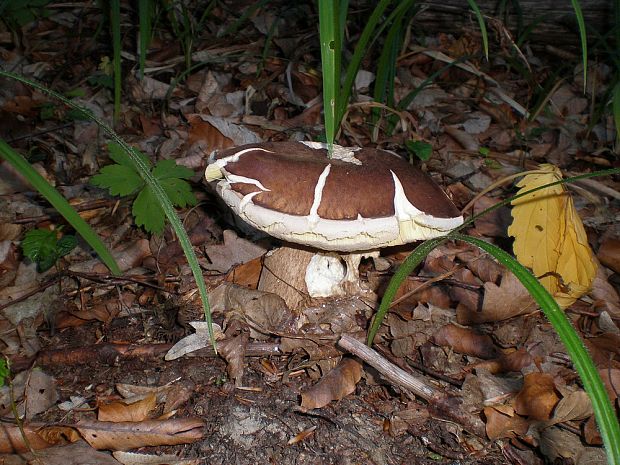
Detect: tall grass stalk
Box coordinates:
(318, 0, 341, 155)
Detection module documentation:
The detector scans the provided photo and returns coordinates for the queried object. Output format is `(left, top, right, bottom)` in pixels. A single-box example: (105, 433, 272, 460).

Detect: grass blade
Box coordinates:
(318, 0, 341, 154)
(110, 0, 121, 121)
(570, 0, 588, 93)
(613, 82, 620, 143)
(0, 70, 215, 350)
(337, 0, 392, 127)
(138, 0, 153, 80)
(0, 139, 121, 276)
(466, 0, 489, 60)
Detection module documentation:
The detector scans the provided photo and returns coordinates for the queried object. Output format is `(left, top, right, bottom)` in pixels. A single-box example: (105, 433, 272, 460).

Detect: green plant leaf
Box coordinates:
(108, 142, 151, 169)
(132, 186, 165, 234)
(405, 140, 432, 161)
(152, 158, 194, 180)
(160, 177, 197, 209)
(0, 358, 8, 387)
(21, 228, 59, 263)
(57, 235, 78, 257)
(91, 164, 144, 196)
(318, 0, 341, 154)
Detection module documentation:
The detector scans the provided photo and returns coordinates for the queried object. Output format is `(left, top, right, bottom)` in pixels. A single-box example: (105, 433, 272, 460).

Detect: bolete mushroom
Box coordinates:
(205, 141, 462, 307)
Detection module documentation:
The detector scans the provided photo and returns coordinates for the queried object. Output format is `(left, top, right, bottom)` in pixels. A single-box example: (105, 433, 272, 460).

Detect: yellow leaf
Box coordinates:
(507, 164, 597, 308)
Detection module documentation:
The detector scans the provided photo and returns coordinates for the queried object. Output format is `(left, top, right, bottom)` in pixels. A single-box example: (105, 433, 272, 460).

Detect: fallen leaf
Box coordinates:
(483, 405, 528, 440)
(432, 324, 500, 359)
(204, 229, 266, 273)
(0, 423, 57, 453)
(218, 332, 249, 387)
(98, 393, 157, 422)
(514, 372, 559, 421)
(547, 389, 593, 425)
(458, 271, 537, 324)
(113, 450, 203, 464)
(24, 369, 58, 420)
(598, 237, 620, 273)
(300, 358, 362, 410)
(508, 164, 597, 308)
(76, 418, 205, 451)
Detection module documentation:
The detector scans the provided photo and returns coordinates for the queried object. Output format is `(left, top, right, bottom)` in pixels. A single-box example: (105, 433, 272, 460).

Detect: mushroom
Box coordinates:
(205, 141, 463, 308)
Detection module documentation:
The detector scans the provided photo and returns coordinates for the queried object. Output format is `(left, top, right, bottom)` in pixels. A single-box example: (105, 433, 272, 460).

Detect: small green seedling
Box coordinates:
(0, 358, 9, 387)
(22, 227, 77, 272)
(91, 143, 197, 234)
(405, 140, 433, 162)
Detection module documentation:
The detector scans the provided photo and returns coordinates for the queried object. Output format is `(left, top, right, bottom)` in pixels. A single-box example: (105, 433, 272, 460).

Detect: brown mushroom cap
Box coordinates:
(206, 141, 463, 252)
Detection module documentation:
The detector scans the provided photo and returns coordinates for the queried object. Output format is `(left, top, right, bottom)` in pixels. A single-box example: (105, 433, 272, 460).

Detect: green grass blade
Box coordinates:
(0, 139, 121, 276)
(110, 0, 121, 121)
(337, 0, 392, 128)
(0, 70, 215, 350)
(318, 0, 341, 154)
(466, 0, 489, 60)
(570, 0, 588, 93)
(138, 0, 153, 80)
(613, 82, 620, 143)
(452, 234, 620, 465)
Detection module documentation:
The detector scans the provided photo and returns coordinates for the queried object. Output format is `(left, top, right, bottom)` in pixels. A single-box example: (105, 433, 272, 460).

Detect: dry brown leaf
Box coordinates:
(458, 272, 537, 324)
(514, 372, 559, 421)
(187, 113, 234, 150)
(548, 389, 593, 425)
(204, 230, 266, 273)
(98, 393, 157, 422)
(508, 164, 597, 308)
(0, 423, 57, 453)
(23, 369, 58, 420)
(218, 332, 249, 387)
(300, 358, 362, 410)
(483, 405, 529, 440)
(76, 418, 205, 451)
(7, 440, 121, 465)
(598, 237, 620, 273)
(225, 256, 263, 289)
(432, 324, 499, 359)
(113, 450, 203, 464)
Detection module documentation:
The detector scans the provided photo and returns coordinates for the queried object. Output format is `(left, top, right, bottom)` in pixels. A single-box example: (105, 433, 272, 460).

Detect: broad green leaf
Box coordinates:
(133, 186, 165, 234)
(160, 177, 197, 208)
(91, 164, 144, 196)
(57, 235, 78, 256)
(152, 159, 194, 180)
(405, 140, 432, 161)
(22, 228, 58, 262)
(108, 142, 151, 169)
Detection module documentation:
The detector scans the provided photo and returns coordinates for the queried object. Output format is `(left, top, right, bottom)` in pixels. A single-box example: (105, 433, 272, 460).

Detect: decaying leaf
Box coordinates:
(76, 418, 205, 451)
(432, 324, 499, 359)
(483, 405, 529, 440)
(508, 164, 597, 308)
(98, 393, 157, 422)
(300, 358, 363, 410)
(514, 372, 559, 421)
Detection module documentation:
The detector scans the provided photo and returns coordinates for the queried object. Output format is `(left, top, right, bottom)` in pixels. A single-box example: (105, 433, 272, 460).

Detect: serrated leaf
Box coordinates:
(91, 164, 144, 196)
(161, 177, 197, 208)
(37, 253, 59, 272)
(108, 142, 151, 169)
(507, 164, 597, 308)
(152, 159, 195, 180)
(133, 186, 165, 234)
(56, 235, 78, 256)
(21, 228, 59, 262)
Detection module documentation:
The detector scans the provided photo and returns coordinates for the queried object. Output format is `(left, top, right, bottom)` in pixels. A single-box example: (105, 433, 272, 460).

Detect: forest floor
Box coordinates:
(0, 2, 619, 464)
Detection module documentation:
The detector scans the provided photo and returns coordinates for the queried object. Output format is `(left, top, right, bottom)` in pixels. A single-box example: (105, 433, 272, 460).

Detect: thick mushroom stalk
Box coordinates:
(205, 141, 463, 307)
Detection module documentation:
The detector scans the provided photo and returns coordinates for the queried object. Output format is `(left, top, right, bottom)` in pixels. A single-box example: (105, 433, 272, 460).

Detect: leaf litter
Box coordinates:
(0, 2, 619, 464)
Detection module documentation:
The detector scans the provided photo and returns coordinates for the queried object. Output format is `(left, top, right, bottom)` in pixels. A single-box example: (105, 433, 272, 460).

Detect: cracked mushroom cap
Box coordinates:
(205, 141, 463, 252)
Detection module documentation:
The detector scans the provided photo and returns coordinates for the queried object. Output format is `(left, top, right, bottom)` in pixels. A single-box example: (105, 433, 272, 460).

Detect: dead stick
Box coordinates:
(338, 334, 486, 438)
(338, 335, 440, 401)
